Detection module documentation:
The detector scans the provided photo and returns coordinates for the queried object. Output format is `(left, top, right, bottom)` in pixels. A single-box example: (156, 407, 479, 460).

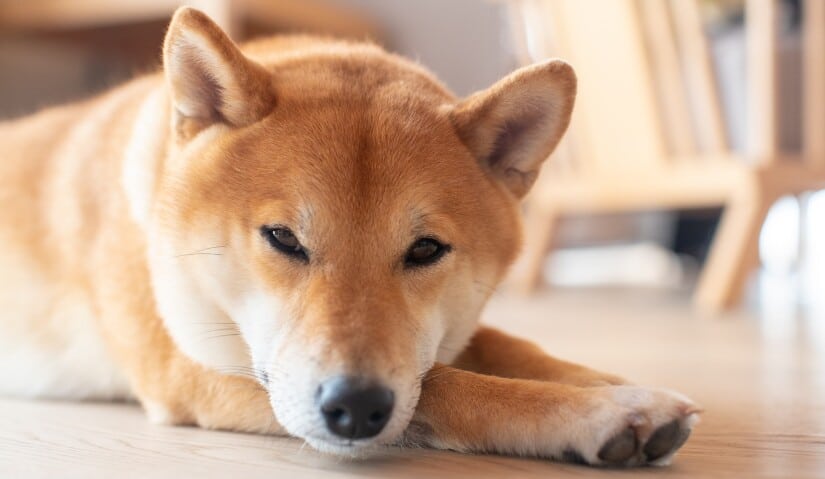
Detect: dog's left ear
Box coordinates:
(451, 60, 576, 198)
(163, 7, 275, 137)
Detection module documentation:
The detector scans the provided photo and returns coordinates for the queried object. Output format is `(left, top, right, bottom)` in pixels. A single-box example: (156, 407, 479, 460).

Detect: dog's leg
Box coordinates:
(407, 364, 699, 467)
(176, 370, 284, 435)
(451, 327, 626, 386)
(133, 354, 285, 436)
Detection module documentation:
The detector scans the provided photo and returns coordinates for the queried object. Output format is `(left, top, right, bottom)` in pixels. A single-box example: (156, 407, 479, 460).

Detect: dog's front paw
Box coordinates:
(564, 385, 700, 467)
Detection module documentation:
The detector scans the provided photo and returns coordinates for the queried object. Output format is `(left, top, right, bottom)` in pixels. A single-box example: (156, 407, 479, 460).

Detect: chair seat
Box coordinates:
(533, 158, 825, 214)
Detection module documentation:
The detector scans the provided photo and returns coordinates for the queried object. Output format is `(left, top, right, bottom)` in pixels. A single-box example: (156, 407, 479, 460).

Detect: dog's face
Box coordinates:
(147, 8, 575, 454)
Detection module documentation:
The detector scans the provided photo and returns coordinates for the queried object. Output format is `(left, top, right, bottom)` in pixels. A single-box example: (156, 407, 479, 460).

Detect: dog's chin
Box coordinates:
(295, 412, 413, 458)
(288, 406, 416, 459)
(302, 436, 388, 458)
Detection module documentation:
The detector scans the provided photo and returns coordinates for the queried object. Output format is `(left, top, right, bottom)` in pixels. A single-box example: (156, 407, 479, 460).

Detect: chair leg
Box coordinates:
(507, 205, 560, 295)
(694, 183, 775, 311)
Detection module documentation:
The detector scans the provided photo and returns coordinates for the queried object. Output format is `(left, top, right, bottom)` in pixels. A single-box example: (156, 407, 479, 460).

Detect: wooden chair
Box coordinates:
(507, 0, 825, 311)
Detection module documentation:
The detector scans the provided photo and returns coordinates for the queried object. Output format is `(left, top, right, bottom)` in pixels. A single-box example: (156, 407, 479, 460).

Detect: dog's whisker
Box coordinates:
(196, 332, 242, 342)
(473, 280, 498, 295)
(421, 368, 461, 384)
(173, 245, 227, 258)
(212, 366, 259, 376)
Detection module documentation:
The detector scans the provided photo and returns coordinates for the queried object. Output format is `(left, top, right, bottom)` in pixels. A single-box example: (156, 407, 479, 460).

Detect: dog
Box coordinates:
(0, 7, 699, 467)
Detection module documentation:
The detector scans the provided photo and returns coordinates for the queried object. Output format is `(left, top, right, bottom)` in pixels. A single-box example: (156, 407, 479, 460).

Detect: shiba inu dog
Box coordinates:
(0, 7, 699, 467)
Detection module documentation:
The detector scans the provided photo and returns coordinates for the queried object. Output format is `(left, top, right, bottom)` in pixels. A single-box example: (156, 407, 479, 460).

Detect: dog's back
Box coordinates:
(0, 78, 159, 398)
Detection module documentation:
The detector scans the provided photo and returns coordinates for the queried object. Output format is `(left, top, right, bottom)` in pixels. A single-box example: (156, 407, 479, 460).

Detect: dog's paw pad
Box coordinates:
(582, 387, 700, 467)
(597, 427, 638, 464)
(562, 448, 589, 465)
(644, 419, 690, 462)
(599, 427, 639, 465)
(592, 415, 694, 467)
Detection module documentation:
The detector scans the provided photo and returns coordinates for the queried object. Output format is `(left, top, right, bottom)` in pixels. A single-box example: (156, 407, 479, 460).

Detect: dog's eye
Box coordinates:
(405, 238, 450, 268)
(261, 226, 308, 262)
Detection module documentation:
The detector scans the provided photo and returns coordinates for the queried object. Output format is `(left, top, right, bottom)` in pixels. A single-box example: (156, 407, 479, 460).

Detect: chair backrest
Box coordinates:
(521, 0, 670, 176)
(804, 0, 825, 166)
(512, 0, 824, 176)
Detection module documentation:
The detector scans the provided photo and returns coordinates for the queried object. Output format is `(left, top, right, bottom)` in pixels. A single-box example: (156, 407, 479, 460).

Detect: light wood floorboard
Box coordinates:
(2, 286, 824, 478)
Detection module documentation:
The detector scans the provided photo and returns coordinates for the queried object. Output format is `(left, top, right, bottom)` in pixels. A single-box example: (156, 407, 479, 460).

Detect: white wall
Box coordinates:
(333, 0, 519, 96)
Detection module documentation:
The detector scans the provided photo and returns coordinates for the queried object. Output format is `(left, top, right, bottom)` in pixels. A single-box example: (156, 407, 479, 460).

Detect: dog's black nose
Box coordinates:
(318, 376, 394, 439)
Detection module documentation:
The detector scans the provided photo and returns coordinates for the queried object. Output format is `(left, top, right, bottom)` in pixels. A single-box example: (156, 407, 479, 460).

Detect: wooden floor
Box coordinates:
(2, 285, 824, 478)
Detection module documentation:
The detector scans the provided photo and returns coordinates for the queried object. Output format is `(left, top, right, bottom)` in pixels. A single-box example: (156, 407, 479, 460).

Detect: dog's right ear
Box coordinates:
(163, 7, 275, 138)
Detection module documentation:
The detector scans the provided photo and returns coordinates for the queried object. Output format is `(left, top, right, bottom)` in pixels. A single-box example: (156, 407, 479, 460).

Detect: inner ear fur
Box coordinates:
(163, 7, 275, 136)
(450, 60, 577, 198)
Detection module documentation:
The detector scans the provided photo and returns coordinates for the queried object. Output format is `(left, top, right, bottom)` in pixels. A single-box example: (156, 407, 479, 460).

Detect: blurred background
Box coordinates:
(0, 0, 822, 312)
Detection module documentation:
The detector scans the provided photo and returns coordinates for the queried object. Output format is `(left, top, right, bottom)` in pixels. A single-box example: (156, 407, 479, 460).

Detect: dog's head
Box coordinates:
(147, 7, 575, 454)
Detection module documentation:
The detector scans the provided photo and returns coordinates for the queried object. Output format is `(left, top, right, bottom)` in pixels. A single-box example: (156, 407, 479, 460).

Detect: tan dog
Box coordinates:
(0, 8, 698, 467)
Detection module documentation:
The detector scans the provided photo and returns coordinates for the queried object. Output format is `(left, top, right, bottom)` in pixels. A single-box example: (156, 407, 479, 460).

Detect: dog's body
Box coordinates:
(0, 8, 697, 466)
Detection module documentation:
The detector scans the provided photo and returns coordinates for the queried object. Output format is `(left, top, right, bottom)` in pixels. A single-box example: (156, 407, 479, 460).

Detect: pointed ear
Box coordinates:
(450, 60, 576, 198)
(163, 7, 275, 136)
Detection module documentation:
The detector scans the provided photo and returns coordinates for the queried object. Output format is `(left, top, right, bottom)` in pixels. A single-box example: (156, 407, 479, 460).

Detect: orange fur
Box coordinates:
(0, 7, 697, 467)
